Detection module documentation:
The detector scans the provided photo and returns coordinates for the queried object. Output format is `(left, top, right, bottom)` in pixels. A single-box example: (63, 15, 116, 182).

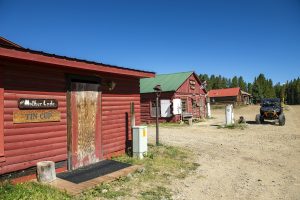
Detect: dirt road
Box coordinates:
(148, 105, 300, 200)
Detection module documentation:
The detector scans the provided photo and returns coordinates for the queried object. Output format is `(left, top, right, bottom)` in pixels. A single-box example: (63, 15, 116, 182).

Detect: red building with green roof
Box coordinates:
(140, 72, 207, 123)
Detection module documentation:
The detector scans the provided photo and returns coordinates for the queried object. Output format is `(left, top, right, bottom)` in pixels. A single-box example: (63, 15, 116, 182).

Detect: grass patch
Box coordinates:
(211, 105, 226, 109)
(140, 186, 172, 200)
(146, 122, 188, 128)
(0, 181, 70, 200)
(206, 116, 216, 119)
(82, 144, 199, 199)
(146, 119, 206, 127)
(0, 144, 198, 200)
(211, 104, 248, 110)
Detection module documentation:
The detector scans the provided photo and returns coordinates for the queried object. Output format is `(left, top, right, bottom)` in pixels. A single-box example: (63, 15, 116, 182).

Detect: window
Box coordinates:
(150, 100, 161, 117)
(192, 99, 197, 109)
(181, 99, 187, 113)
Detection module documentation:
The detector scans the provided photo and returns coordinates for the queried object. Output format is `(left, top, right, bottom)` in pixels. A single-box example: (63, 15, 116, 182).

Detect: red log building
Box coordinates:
(0, 37, 154, 179)
(140, 72, 207, 123)
(208, 87, 252, 105)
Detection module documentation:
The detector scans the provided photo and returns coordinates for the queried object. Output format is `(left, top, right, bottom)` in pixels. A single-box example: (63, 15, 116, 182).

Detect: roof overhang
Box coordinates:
(208, 95, 237, 98)
(0, 37, 23, 48)
(0, 46, 155, 78)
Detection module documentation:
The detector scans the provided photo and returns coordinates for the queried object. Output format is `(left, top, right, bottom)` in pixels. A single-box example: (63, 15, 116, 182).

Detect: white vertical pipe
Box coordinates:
(207, 102, 211, 118)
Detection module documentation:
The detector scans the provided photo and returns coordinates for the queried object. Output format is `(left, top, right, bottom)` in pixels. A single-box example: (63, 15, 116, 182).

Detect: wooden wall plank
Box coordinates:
(0, 64, 67, 174)
(0, 61, 142, 174)
(0, 67, 4, 160)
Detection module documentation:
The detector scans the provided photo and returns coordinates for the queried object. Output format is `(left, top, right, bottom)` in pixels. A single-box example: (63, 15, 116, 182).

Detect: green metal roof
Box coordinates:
(140, 71, 194, 93)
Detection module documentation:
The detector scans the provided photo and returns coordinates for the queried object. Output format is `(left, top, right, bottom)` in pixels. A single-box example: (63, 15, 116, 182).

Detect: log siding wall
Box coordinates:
(140, 73, 207, 123)
(0, 62, 141, 175)
(0, 67, 4, 162)
(0, 64, 67, 175)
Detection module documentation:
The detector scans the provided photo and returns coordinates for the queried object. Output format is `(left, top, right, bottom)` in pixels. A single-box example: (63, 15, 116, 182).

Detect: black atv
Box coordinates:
(255, 98, 285, 126)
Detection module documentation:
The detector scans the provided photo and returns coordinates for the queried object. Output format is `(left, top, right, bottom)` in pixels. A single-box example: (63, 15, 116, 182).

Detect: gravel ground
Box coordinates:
(147, 105, 300, 200)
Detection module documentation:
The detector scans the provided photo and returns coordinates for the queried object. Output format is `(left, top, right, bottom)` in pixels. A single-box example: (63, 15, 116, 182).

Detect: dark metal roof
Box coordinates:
(0, 36, 23, 48)
(0, 43, 154, 75)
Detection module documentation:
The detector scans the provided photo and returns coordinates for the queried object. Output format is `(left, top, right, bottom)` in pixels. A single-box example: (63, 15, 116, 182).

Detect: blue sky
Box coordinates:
(0, 0, 299, 83)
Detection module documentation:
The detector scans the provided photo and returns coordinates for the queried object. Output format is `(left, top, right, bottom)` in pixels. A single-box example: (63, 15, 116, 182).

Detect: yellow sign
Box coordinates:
(13, 110, 61, 123)
(143, 129, 147, 137)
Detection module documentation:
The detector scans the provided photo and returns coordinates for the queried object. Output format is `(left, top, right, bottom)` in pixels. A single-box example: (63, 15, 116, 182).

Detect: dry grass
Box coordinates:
(78, 144, 199, 200)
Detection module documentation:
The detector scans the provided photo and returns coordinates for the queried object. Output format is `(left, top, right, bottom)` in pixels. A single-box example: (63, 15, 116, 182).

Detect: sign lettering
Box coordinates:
(18, 99, 58, 109)
(13, 110, 61, 123)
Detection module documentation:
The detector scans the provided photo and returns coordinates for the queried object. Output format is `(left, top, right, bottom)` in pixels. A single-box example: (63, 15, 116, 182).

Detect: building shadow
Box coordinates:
(125, 112, 132, 156)
(246, 120, 275, 125)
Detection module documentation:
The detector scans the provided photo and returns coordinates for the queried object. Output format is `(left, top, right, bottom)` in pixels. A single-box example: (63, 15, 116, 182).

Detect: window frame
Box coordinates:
(181, 99, 187, 113)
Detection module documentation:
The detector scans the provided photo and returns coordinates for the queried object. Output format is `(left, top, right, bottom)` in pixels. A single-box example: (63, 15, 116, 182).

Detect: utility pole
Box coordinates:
(153, 85, 162, 146)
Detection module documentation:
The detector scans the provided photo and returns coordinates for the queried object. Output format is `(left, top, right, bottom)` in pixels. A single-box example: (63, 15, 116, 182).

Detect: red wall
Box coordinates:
(141, 92, 174, 123)
(176, 73, 206, 95)
(0, 61, 140, 175)
(0, 63, 67, 175)
(140, 73, 207, 123)
(101, 74, 140, 157)
(176, 73, 206, 118)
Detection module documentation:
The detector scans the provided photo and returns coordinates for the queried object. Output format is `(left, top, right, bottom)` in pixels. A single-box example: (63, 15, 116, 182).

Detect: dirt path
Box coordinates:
(148, 105, 300, 200)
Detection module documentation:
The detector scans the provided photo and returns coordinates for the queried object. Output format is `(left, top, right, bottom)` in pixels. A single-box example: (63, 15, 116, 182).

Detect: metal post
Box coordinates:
(155, 94, 159, 145)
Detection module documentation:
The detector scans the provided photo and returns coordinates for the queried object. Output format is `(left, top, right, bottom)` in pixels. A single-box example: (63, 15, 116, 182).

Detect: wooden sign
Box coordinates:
(18, 99, 58, 109)
(189, 80, 196, 85)
(13, 110, 61, 123)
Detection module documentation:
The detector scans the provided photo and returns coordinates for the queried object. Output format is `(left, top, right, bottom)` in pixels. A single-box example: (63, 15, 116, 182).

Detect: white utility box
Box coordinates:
(132, 126, 148, 159)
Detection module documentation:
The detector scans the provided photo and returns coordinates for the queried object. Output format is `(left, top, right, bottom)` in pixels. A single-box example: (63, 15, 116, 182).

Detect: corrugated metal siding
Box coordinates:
(0, 64, 67, 175)
(101, 77, 141, 156)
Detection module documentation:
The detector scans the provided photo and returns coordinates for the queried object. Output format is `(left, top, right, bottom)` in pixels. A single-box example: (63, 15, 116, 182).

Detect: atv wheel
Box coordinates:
(278, 114, 285, 126)
(256, 114, 262, 124)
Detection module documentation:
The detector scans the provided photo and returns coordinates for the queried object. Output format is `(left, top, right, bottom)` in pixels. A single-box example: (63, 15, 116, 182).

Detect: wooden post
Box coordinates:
(155, 95, 159, 145)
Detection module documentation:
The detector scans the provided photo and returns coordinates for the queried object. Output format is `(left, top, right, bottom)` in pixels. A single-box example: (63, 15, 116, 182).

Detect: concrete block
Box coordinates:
(37, 161, 56, 182)
(188, 118, 193, 126)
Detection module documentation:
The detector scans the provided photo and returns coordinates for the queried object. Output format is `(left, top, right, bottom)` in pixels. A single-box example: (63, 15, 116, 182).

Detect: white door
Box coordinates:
(160, 99, 172, 117)
(172, 99, 182, 115)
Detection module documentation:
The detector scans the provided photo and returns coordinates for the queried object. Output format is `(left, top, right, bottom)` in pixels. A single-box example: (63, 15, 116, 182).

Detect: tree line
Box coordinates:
(198, 73, 300, 104)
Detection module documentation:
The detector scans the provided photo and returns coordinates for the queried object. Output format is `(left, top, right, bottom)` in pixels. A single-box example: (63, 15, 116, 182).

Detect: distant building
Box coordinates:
(140, 71, 207, 123)
(208, 87, 252, 105)
(241, 90, 252, 104)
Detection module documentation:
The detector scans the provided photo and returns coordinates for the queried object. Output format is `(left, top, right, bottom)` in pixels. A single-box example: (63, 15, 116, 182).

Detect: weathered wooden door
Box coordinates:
(70, 82, 101, 170)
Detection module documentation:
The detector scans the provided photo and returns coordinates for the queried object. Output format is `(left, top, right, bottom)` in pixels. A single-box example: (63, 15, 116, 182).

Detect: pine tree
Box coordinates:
(247, 83, 253, 94)
(238, 76, 247, 91)
(231, 76, 239, 87)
